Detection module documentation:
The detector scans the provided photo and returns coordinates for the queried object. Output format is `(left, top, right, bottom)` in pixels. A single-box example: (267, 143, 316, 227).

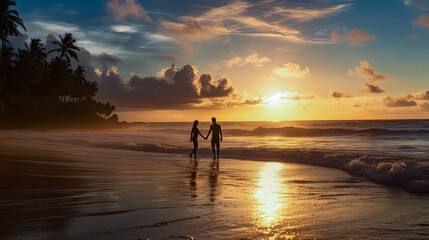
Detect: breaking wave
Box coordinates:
(225, 126, 429, 137)
(76, 140, 429, 194)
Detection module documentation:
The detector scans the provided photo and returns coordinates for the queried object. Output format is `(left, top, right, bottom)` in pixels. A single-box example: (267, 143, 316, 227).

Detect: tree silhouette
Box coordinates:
(48, 33, 80, 62)
(23, 38, 47, 65)
(0, 2, 118, 128)
(1, 42, 15, 63)
(0, 0, 26, 45)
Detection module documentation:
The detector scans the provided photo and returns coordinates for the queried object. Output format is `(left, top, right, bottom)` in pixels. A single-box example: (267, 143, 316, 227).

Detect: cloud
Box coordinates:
(106, 0, 151, 22)
(331, 28, 374, 46)
(157, 1, 327, 56)
(413, 13, 429, 28)
(111, 25, 138, 33)
(353, 61, 389, 94)
(222, 51, 271, 67)
(355, 61, 389, 84)
(92, 53, 121, 66)
(268, 4, 351, 22)
(383, 97, 417, 107)
(241, 97, 263, 105)
(158, 18, 227, 56)
(272, 63, 310, 78)
(330, 91, 352, 98)
(402, 0, 429, 10)
(96, 64, 235, 109)
(33, 21, 79, 33)
(415, 90, 429, 100)
(353, 103, 361, 107)
(421, 102, 429, 111)
(363, 83, 385, 93)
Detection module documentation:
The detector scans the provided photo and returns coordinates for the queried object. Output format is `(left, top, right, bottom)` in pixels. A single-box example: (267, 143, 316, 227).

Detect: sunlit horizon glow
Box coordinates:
(13, 0, 429, 122)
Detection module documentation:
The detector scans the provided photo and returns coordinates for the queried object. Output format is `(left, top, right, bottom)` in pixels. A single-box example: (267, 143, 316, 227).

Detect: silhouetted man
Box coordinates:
(206, 117, 222, 158)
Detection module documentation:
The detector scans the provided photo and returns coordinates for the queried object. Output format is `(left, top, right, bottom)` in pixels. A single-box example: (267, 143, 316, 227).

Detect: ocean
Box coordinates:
(22, 119, 429, 193)
(3, 120, 429, 239)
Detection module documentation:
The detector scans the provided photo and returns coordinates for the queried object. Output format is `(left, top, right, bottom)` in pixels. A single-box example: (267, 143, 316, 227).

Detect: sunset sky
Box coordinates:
(12, 0, 429, 121)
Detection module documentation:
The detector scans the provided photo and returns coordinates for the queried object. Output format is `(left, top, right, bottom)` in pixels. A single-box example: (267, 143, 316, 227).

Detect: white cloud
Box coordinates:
(33, 21, 78, 33)
(111, 25, 138, 33)
(222, 51, 271, 67)
(158, 0, 330, 56)
(268, 4, 351, 22)
(272, 63, 310, 78)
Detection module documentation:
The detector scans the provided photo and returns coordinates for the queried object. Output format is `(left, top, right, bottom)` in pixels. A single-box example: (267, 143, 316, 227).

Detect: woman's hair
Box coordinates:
(193, 120, 198, 128)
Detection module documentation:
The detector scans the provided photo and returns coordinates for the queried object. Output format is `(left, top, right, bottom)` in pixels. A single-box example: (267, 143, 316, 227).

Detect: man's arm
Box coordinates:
(220, 126, 222, 142)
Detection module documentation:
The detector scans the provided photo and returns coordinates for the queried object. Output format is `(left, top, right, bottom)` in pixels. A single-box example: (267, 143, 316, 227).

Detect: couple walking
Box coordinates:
(190, 117, 222, 159)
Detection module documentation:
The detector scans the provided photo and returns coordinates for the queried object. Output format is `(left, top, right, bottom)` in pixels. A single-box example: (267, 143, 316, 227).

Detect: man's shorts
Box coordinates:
(211, 138, 220, 148)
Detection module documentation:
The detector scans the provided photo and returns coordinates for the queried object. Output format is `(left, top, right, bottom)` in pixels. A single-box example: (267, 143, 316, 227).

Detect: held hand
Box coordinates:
(221, 138, 223, 142)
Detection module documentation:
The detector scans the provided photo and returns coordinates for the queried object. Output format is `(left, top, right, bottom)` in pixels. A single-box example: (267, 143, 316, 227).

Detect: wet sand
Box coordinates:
(1, 131, 429, 240)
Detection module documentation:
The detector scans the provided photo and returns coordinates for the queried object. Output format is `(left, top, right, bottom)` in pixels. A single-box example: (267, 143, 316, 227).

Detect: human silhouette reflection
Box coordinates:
(189, 159, 198, 199)
(189, 120, 206, 158)
(208, 159, 219, 202)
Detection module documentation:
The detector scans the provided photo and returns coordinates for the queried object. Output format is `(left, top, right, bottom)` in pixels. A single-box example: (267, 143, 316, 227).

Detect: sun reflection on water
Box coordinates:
(253, 162, 293, 238)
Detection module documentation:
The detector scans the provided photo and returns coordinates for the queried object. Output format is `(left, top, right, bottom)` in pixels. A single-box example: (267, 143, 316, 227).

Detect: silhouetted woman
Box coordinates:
(189, 120, 206, 158)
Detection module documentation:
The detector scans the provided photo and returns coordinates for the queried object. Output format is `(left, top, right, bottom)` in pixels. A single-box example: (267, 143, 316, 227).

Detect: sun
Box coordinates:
(265, 92, 288, 107)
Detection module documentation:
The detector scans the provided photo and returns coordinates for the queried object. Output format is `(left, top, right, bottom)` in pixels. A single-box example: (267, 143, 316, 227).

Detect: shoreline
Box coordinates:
(1, 130, 428, 239)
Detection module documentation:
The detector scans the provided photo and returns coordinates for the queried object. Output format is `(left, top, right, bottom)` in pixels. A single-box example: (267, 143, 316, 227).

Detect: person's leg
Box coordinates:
(216, 141, 220, 159)
(211, 140, 216, 158)
(189, 148, 195, 158)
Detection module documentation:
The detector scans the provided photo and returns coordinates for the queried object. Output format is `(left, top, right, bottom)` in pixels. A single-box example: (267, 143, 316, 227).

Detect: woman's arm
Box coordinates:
(190, 129, 194, 142)
(220, 126, 223, 142)
(198, 130, 206, 139)
(206, 126, 212, 139)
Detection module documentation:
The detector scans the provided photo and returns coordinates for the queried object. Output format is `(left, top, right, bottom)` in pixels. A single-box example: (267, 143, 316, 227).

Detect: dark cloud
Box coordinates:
(363, 83, 384, 93)
(353, 103, 361, 107)
(8, 34, 29, 50)
(383, 97, 417, 107)
(92, 53, 121, 66)
(96, 64, 235, 109)
(330, 91, 352, 98)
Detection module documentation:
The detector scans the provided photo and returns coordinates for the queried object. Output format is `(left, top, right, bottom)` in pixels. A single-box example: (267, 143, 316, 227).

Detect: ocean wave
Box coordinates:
(225, 126, 429, 137)
(82, 140, 429, 193)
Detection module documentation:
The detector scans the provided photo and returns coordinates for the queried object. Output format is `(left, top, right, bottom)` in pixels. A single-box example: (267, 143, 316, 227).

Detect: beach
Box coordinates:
(1, 129, 429, 240)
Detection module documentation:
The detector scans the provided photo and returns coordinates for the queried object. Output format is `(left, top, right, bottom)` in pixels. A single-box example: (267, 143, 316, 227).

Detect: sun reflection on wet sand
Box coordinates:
(253, 162, 296, 239)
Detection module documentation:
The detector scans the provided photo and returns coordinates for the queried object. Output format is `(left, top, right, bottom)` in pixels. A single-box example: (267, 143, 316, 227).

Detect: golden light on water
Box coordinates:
(253, 162, 287, 235)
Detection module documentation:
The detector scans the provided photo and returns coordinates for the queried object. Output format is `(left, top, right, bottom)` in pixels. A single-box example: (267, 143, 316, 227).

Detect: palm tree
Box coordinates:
(48, 33, 80, 62)
(24, 38, 47, 65)
(0, 0, 26, 45)
(1, 42, 15, 63)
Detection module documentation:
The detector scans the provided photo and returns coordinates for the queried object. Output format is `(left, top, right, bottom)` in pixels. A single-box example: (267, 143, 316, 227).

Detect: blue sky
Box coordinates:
(10, 0, 429, 121)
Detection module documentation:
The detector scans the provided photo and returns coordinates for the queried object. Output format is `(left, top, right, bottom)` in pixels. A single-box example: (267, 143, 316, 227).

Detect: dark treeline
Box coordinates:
(0, 0, 119, 128)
